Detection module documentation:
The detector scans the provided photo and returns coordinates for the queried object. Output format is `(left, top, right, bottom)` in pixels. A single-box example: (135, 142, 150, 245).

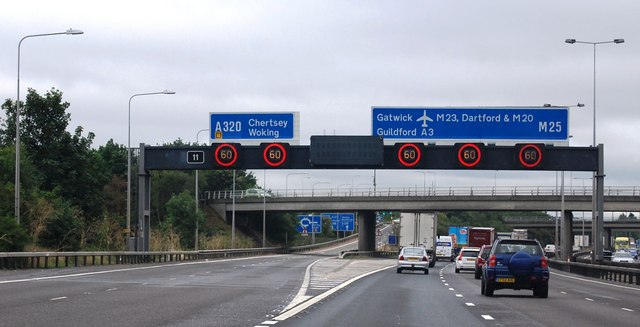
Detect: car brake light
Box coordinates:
(422, 256, 428, 262)
(399, 255, 405, 261)
(541, 256, 548, 269)
(457, 253, 463, 261)
(488, 254, 497, 267)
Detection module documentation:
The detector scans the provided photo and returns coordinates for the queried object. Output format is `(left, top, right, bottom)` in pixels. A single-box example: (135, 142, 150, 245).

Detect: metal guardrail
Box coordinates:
(0, 235, 361, 270)
(205, 185, 640, 199)
(549, 259, 640, 285)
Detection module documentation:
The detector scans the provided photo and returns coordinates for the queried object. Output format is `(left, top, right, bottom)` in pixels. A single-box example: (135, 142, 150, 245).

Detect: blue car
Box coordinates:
(481, 239, 549, 298)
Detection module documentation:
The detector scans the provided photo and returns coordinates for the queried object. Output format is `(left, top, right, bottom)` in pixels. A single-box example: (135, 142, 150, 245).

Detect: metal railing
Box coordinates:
(0, 235, 361, 270)
(550, 259, 640, 285)
(205, 185, 640, 200)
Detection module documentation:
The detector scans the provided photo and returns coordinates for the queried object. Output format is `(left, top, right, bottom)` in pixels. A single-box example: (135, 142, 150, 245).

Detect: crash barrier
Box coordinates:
(549, 259, 640, 285)
(0, 235, 360, 270)
(339, 251, 397, 259)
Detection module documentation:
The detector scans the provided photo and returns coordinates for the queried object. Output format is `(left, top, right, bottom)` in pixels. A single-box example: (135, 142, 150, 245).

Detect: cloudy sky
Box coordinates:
(1, 0, 638, 197)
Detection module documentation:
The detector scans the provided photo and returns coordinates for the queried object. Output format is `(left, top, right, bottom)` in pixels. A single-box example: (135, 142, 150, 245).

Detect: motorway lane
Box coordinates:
(0, 241, 358, 327)
(273, 260, 487, 327)
(437, 262, 640, 327)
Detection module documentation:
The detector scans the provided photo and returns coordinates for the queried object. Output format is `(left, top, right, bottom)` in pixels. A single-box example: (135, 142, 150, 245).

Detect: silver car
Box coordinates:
(397, 247, 429, 275)
(612, 251, 635, 263)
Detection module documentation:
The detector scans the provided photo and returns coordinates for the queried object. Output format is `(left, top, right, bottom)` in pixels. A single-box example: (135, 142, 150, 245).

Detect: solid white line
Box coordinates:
(105, 288, 117, 292)
(465, 303, 475, 306)
(50, 297, 67, 301)
(622, 308, 634, 312)
(551, 271, 640, 292)
(275, 265, 394, 321)
(282, 258, 326, 311)
(0, 254, 285, 285)
(481, 315, 494, 320)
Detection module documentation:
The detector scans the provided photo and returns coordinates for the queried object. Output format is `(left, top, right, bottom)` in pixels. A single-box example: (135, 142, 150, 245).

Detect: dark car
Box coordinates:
(474, 244, 491, 279)
(481, 238, 549, 298)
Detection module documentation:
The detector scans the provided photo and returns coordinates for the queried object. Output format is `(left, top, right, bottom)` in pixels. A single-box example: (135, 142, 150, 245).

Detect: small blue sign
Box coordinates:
(372, 107, 569, 144)
(339, 213, 355, 232)
(388, 235, 397, 245)
(297, 215, 322, 234)
(321, 213, 339, 231)
(210, 112, 298, 143)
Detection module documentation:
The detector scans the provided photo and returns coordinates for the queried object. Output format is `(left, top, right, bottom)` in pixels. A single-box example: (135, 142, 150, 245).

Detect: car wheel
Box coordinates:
(424, 269, 429, 275)
(481, 278, 486, 295)
(397, 268, 402, 274)
(455, 267, 460, 273)
(484, 280, 494, 297)
(536, 284, 548, 298)
(429, 260, 436, 268)
(474, 269, 481, 280)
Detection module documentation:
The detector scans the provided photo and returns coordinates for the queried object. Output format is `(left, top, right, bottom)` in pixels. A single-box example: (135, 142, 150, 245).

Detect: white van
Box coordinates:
(436, 236, 455, 261)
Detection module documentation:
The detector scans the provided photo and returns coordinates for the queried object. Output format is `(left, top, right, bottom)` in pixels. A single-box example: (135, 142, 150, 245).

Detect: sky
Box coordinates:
(1, 0, 639, 200)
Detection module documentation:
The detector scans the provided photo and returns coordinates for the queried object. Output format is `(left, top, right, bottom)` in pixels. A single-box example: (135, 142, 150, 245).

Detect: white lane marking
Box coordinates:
(465, 303, 475, 307)
(261, 321, 278, 325)
(449, 288, 455, 291)
(0, 254, 285, 285)
(275, 265, 394, 321)
(282, 258, 325, 311)
(481, 315, 494, 320)
(551, 271, 640, 292)
(444, 283, 449, 286)
(50, 297, 67, 301)
(622, 308, 634, 312)
(105, 288, 117, 292)
(455, 294, 463, 297)
(560, 291, 567, 294)
(586, 298, 594, 301)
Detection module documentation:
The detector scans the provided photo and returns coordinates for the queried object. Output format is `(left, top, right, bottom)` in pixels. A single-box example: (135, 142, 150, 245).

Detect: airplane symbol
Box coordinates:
(416, 110, 433, 127)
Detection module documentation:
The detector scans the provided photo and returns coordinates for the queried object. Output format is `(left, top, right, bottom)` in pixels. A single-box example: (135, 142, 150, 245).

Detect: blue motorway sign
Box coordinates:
(210, 112, 299, 144)
(372, 107, 569, 144)
(322, 213, 355, 232)
(338, 213, 355, 232)
(297, 215, 322, 234)
(388, 235, 397, 245)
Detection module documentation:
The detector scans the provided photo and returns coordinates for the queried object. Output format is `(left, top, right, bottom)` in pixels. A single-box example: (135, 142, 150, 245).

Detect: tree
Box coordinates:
(165, 191, 203, 249)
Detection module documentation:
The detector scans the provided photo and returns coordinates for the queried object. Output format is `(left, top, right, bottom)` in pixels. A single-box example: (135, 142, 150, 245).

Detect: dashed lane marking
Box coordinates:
(455, 294, 463, 297)
(465, 303, 475, 307)
(481, 315, 494, 320)
(622, 308, 634, 312)
(586, 298, 594, 302)
(50, 297, 67, 301)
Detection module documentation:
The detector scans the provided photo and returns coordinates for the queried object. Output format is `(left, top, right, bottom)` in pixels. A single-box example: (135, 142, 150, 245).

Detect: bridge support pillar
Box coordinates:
(358, 211, 376, 251)
(562, 210, 573, 261)
(603, 228, 612, 249)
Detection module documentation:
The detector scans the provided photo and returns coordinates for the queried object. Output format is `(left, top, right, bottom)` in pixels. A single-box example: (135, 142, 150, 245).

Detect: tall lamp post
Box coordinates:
(194, 128, 209, 250)
(15, 28, 84, 225)
(565, 38, 624, 260)
(285, 172, 308, 197)
(127, 90, 175, 249)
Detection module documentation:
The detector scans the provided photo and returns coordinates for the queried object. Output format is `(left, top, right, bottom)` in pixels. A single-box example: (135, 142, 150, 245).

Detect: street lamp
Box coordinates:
(194, 128, 209, 250)
(565, 37, 624, 260)
(15, 28, 84, 225)
(285, 172, 308, 197)
(127, 90, 175, 248)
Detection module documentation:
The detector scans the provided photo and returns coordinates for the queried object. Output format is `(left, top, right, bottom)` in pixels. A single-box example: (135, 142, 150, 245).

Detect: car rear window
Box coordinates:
(495, 242, 542, 255)
(403, 248, 425, 256)
(461, 250, 479, 257)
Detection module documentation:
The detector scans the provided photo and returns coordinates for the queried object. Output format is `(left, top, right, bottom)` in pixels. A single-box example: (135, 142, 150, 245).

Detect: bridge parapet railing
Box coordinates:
(549, 259, 640, 285)
(204, 186, 640, 200)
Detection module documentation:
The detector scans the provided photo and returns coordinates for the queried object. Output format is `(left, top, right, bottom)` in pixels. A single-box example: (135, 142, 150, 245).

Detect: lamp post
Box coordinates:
(15, 28, 84, 225)
(285, 172, 308, 197)
(565, 37, 624, 260)
(194, 128, 209, 250)
(127, 90, 175, 248)
(312, 182, 330, 197)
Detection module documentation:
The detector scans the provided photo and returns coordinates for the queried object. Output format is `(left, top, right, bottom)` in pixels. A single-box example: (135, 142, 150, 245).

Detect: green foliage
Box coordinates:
(39, 199, 83, 251)
(0, 215, 29, 252)
(165, 191, 204, 249)
(97, 139, 127, 177)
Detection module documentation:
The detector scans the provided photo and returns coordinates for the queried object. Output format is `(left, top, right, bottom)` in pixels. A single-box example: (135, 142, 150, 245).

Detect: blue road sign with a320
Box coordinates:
(297, 215, 322, 234)
(210, 112, 299, 145)
(372, 107, 569, 145)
